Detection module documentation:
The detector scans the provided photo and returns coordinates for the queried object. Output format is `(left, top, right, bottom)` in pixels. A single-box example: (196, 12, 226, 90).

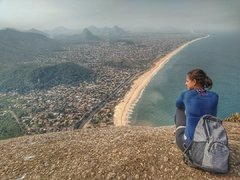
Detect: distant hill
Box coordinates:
(49, 25, 128, 38)
(80, 28, 101, 41)
(54, 28, 101, 43)
(88, 25, 129, 37)
(0, 62, 96, 93)
(28, 28, 49, 37)
(0, 28, 62, 64)
(50, 26, 81, 37)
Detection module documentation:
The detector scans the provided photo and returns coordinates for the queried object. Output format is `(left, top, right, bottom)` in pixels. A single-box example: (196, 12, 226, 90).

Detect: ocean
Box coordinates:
(129, 32, 240, 126)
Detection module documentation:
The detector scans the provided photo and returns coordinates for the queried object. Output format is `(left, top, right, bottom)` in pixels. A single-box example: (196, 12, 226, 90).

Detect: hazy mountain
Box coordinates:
(50, 26, 81, 37)
(87, 26, 99, 34)
(54, 28, 101, 43)
(28, 28, 49, 37)
(50, 25, 128, 41)
(87, 25, 129, 37)
(112, 25, 127, 34)
(80, 28, 101, 41)
(0, 28, 62, 64)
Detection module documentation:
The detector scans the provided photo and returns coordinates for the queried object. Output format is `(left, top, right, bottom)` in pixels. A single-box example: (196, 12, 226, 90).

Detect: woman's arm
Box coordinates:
(176, 92, 185, 110)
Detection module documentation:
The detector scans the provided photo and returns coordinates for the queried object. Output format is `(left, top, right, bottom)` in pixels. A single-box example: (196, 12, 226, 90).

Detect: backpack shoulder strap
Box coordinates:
(203, 116, 210, 142)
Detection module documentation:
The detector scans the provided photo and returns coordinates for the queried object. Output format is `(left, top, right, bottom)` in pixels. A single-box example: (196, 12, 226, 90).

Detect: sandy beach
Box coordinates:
(113, 35, 210, 126)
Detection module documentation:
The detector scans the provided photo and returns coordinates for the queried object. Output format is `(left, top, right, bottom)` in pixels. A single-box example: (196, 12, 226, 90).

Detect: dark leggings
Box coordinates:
(175, 108, 186, 152)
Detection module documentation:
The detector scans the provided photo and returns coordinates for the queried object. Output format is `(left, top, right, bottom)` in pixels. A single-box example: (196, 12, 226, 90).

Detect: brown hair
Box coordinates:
(187, 68, 213, 90)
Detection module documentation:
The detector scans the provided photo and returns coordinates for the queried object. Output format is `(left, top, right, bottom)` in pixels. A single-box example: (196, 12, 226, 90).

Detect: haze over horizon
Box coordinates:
(0, 0, 240, 32)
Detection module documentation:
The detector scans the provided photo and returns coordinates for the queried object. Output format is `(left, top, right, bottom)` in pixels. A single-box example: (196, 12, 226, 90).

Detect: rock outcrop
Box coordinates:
(0, 121, 239, 179)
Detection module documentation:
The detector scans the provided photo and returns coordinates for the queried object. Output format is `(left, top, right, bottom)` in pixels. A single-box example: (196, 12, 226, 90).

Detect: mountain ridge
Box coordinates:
(0, 28, 61, 63)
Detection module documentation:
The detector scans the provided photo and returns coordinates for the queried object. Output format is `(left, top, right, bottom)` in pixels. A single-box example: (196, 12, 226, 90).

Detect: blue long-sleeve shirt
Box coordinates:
(176, 89, 218, 145)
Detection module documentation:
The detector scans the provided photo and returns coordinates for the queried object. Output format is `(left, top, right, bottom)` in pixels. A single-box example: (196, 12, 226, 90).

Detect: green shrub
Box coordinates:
(0, 112, 24, 140)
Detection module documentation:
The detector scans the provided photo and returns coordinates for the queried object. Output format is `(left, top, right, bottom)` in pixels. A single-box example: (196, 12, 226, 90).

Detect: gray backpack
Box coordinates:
(184, 115, 229, 173)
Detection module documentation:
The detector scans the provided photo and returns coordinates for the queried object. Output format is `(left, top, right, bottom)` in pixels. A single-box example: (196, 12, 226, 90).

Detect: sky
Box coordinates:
(0, 0, 240, 32)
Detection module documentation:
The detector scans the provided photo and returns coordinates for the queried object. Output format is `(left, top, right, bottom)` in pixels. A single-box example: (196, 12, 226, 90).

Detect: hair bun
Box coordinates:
(187, 69, 213, 90)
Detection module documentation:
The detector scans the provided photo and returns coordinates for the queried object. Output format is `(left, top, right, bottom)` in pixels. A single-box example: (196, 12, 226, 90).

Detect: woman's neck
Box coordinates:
(195, 88, 206, 95)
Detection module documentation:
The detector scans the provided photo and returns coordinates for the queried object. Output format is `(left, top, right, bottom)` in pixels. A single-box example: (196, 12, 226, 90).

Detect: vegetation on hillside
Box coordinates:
(0, 96, 27, 140)
(30, 62, 96, 89)
(0, 28, 62, 63)
(0, 62, 96, 93)
(0, 112, 24, 140)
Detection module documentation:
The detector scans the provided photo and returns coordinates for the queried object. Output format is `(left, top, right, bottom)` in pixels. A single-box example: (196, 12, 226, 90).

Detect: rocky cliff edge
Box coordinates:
(0, 121, 239, 180)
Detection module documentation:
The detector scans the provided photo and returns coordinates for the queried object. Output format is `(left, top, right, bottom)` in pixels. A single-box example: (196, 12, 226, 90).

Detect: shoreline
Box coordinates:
(113, 35, 210, 126)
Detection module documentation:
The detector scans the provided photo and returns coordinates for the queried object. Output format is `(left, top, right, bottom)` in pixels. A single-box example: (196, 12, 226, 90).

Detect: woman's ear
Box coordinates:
(193, 79, 197, 86)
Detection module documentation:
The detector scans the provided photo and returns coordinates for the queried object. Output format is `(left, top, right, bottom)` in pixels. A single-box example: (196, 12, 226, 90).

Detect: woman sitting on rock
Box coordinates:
(175, 68, 218, 151)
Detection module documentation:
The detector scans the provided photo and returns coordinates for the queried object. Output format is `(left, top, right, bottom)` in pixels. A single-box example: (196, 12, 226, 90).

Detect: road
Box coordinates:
(9, 110, 24, 132)
(73, 72, 142, 129)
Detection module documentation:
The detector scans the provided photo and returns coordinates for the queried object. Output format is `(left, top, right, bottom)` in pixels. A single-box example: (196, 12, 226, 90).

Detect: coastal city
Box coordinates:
(1, 1, 240, 179)
(0, 33, 201, 135)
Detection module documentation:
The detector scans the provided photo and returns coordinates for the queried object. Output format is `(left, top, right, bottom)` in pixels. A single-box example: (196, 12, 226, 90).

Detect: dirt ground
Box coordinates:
(0, 121, 239, 180)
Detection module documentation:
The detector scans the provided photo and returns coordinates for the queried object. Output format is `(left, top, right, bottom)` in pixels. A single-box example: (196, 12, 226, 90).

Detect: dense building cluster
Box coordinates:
(1, 34, 200, 134)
